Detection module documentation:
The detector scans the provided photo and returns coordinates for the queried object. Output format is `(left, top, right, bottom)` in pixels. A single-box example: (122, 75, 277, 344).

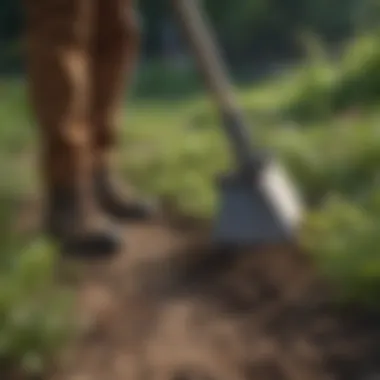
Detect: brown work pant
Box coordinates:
(24, 0, 139, 191)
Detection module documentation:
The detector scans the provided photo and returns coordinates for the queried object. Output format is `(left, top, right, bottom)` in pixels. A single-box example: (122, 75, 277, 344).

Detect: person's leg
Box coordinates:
(24, 0, 121, 256)
(90, 0, 154, 220)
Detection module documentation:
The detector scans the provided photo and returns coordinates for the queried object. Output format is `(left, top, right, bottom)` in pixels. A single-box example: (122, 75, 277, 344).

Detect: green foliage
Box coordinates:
(333, 32, 380, 109)
(134, 60, 201, 99)
(269, 118, 380, 306)
(284, 31, 380, 120)
(303, 193, 380, 307)
(267, 118, 380, 202)
(0, 79, 33, 153)
(2, 0, 380, 72)
(0, 239, 74, 376)
(122, 101, 230, 216)
(0, 226, 74, 377)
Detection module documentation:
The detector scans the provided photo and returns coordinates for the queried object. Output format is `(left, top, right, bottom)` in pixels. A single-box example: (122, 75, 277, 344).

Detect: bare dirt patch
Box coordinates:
(44, 214, 380, 380)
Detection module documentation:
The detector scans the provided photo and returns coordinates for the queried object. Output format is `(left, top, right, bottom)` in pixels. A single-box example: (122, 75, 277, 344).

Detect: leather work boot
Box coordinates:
(89, 2, 156, 221)
(45, 187, 122, 258)
(94, 167, 156, 221)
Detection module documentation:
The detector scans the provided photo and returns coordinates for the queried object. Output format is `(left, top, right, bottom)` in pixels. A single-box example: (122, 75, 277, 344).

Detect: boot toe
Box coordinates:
(119, 199, 157, 220)
(61, 228, 122, 258)
(103, 198, 158, 221)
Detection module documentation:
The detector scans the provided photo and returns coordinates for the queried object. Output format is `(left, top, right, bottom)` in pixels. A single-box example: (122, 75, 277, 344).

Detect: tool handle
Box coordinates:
(172, 0, 262, 169)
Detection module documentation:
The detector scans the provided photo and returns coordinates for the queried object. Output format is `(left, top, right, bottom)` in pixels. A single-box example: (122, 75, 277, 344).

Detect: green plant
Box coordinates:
(282, 30, 380, 121)
(302, 192, 380, 307)
(0, 239, 74, 376)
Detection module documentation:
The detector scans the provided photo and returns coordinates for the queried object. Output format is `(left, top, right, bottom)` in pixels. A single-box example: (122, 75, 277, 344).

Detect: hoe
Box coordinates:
(172, 0, 304, 246)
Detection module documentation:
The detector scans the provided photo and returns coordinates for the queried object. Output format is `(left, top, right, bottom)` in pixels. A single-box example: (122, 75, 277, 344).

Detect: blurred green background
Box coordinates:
(2, 0, 380, 80)
(1, 0, 380, 378)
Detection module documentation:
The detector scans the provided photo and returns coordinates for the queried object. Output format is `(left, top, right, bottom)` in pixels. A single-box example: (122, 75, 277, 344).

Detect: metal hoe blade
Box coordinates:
(212, 160, 304, 245)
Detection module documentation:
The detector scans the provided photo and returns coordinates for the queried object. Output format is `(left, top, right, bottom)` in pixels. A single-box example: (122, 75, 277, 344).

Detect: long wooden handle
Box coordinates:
(171, 0, 238, 113)
(172, 0, 262, 169)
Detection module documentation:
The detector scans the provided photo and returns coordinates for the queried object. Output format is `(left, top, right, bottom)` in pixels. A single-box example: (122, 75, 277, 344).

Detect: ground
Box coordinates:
(45, 214, 380, 380)
(2, 79, 380, 380)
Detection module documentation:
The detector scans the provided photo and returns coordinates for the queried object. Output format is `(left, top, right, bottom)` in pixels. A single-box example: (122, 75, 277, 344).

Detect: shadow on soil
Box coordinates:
(133, 233, 380, 380)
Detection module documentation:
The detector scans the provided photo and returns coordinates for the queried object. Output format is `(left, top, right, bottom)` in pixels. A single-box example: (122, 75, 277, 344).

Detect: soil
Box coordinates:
(17, 206, 380, 380)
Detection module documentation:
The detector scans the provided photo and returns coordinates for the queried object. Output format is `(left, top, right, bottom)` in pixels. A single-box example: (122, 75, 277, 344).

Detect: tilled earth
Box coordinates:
(40, 214, 380, 380)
